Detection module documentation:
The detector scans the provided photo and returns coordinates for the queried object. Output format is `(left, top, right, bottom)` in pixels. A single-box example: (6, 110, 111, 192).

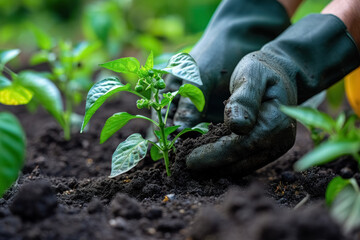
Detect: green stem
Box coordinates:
(163, 150, 171, 177)
(63, 89, 73, 141)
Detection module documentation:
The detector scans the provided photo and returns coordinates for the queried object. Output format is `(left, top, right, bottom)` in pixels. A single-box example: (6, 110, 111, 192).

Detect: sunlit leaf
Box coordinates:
(0, 84, 33, 105)
(73, 41, 100, 61)
(100, 57, 140, 74)
(81, 77, 131, 132)
(144, 51, 154, 70)
(0, 112, 26, 197)
(178, 84, 205, 112)
(110, 133, 148, 178)
(162, 53, 202, 85)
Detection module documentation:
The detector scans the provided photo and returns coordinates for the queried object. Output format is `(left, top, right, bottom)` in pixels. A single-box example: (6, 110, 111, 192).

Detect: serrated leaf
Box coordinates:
(110, 133, 148, 178)
(330, 182, 360, 232)
(326, 176, 351, 206)
(295, 139, 360, 171)
(17, 71, 64, 126)
(0, 112, 26, 197)
(154, 125, 181, 140)
(100, 57, 140, 74)
(144, 51, 154, 70)
(0, 49, 20, 65)
(101, 112, 150, 143)
(280, 105, 336, 132)
(178, 84, 205, 112)
(162, 53, 202, 85)
(82, 77, 131, 132)
(150, 144, 163, 161)
(0, 83, 33, 105)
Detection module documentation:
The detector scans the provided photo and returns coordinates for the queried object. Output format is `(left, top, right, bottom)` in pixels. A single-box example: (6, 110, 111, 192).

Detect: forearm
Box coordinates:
(322, 0, 360, 48)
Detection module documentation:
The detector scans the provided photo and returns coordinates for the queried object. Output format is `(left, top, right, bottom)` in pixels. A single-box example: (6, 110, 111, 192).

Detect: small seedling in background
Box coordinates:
(326, 176, 360, 232)
(30, 26, 100, 139)
(81, 52, 208, 177)
(281, 105, 360, 232)
(280, 105, 360, 171)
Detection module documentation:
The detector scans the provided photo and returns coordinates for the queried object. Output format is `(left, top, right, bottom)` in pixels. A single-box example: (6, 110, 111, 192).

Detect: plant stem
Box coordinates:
(63, 92, 72, 141)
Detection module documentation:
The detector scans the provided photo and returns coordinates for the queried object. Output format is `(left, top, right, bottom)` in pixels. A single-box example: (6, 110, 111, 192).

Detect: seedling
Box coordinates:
(326, 176, 360, 232)
(81, 52, 208, 177)
(280, 105, 360, 171)
(30, 26, 100, 140)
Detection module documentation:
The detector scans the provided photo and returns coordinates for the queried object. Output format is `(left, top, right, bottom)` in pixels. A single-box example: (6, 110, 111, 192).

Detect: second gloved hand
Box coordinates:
(186, 14, 360, 175)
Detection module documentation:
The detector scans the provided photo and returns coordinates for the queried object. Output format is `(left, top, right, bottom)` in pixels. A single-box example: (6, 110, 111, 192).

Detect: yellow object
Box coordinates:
(0, 85, 33, 105)
(345, 67, 360, 117)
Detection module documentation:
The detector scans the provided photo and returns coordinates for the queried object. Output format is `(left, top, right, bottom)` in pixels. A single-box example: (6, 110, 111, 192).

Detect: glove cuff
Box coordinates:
(262, 14, 360, 103)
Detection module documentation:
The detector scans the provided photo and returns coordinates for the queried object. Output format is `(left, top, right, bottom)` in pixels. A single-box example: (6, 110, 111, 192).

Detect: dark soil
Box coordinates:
(0, 93, 358, 240)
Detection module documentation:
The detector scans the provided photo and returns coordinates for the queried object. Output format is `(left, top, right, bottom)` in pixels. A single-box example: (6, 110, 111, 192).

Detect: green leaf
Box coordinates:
(0, 76, 12, 89)
(178, 84, 205, 112)
(81, 77, 131, 132)
(330, 181, 360, 232)
(101, 112, 151, 143)
(326, 176, 351, 206)
(31, 26, 52, 50)
(0, 83, 33, 105)
(110, 133, 148, 178)
(17, 71, 64, 126)
(0, 112, 26, 197)
(30, 51, 53, 65)
(150, 144, 163, 161)
(100, 57, 140, 74)
(280, 105, 336, 132)
(144, 51, 154, 70)
(171, 122, 209, 146)
(162, 53, 202, 85)
(0, 49, 20, 65)
(73, 41, 100, 62)
(295, 139, 360, 171)
(154, 125, 181, 140)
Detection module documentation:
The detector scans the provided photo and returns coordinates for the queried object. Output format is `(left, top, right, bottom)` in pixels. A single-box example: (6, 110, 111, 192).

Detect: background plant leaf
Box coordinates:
(81, 77, 131, 132)
(0, 83, 33, 105)
(326, 176, 351, 206)
(110, 133, 148, 178)
(162, 53, 202, 85)
(0, 49, 20, 65)
(280, 105, 336, 132)
(0, 112, 26, 197)
(100, 57, 140, 74)
(295, 139, 360, 171)
(330, 181, 360, 232)
(18, 71, 64, 126)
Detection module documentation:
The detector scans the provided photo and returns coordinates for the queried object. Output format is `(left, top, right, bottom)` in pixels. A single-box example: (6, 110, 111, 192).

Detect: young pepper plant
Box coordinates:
(81, 52, 208, 177)
(30, 26, 100, 140)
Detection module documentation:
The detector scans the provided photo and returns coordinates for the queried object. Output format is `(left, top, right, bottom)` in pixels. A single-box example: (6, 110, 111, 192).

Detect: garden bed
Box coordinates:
(0, 93, 357, 240)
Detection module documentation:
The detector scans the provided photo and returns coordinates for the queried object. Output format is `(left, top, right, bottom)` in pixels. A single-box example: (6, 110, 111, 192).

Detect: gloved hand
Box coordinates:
(153, 0, 291, 127)
(186, 14, 360, 175)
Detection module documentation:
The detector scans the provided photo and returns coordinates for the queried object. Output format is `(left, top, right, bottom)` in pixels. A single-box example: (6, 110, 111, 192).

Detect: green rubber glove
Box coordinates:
(159, 0, 290, 127)
(186, 14, 360, 175)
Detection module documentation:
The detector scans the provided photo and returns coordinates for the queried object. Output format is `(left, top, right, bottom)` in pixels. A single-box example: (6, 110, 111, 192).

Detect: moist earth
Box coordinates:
(0, 94, 358, 240)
